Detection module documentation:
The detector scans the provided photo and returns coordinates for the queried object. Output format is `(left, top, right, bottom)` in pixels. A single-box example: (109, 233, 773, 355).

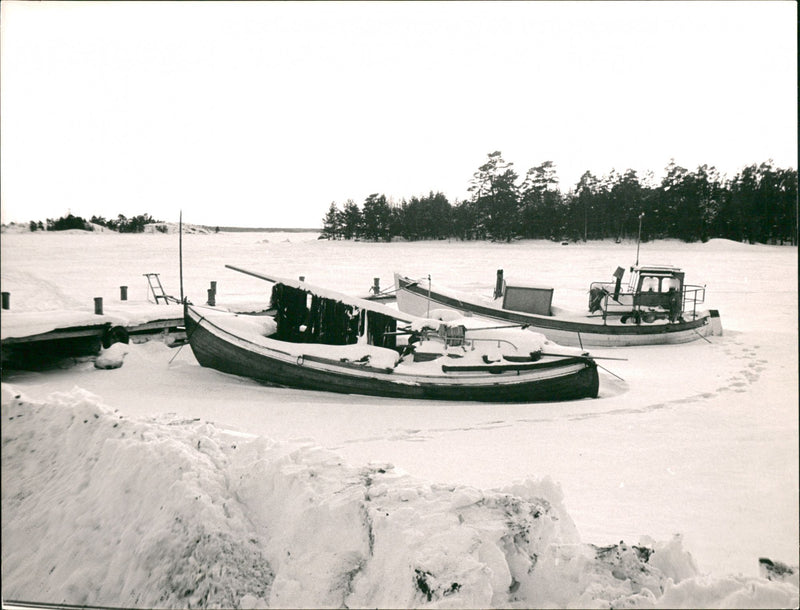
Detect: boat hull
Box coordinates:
(395, 274, 715, 348)
(184, 306, 599, 402)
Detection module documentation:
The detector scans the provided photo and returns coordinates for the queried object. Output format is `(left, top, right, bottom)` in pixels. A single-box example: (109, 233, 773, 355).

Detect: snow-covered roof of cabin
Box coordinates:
(632, 264, 682, 274)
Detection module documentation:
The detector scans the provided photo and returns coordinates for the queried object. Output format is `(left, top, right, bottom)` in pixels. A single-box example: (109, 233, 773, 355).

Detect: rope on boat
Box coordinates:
(596, 362, 625, 381)
(693, 328, 713, 344)
(168, 305, 204, 365)
(470, 337, 518, 350)
(367, 275, 429, 299)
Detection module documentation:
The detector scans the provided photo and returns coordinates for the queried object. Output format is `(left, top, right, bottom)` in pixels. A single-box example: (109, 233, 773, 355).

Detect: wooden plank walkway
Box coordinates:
(1, 302, 185, 370)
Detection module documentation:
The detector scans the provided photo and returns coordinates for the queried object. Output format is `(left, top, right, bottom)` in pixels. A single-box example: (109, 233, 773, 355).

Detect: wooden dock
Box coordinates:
(1, 303, 185, 370)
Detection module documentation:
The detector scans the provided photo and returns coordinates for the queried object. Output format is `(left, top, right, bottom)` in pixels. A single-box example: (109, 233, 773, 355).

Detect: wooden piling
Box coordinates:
(494, 269, 504, 299)
(120, 286, 128, 301)
(207, 289, 216, 306)
(372, 278, 381, 294)
(1, 292, 9, 310)
(94, 297, 104, 315)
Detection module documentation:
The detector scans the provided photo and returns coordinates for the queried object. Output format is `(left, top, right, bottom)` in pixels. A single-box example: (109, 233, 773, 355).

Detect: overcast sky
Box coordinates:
(1, 1, 796, 228)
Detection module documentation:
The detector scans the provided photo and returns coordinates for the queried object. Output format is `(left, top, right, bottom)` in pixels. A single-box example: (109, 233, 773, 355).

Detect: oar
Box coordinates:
(463, 323, 531, 332)
(532, 351, 627, 380)
(538, 352, 628, 361)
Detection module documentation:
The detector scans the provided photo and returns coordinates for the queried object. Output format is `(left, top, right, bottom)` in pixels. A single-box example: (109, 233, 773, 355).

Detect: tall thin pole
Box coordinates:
(179, 211, 184, 302)
(426, 274, 431, 318)
(635, 212, 644, 267)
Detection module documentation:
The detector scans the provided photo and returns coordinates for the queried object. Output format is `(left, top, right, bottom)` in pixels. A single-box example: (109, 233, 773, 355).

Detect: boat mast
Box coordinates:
(635, 212, 644, 267)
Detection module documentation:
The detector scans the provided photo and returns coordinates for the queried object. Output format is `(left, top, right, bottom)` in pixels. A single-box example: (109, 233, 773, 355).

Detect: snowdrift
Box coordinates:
(143, 222, 211, 234)
(2, 386, 797, 609)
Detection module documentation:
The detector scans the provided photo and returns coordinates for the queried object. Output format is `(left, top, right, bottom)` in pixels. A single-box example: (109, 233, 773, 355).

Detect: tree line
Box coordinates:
(26, 213, 163, 233)
(320, 152, 798, 245)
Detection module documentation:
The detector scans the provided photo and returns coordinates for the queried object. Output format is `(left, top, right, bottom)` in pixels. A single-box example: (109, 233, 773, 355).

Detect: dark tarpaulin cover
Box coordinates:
(271, 283, 396, 348)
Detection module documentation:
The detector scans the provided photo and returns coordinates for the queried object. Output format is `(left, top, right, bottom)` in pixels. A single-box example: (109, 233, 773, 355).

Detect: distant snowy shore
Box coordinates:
(1, 222, 322, 235)
(2, 385, 797, 609)
(0, 221, 215, 235)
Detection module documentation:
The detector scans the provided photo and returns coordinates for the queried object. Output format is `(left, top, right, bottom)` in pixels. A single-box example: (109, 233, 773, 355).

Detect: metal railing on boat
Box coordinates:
(589, 282, 706, 324)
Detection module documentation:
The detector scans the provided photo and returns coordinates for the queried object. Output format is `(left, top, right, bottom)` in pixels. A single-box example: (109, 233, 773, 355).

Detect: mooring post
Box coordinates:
(120, 286, 128, 301)
(207, 288, 216, 307)
(1, 292, 9, 310)
(94, 297, 104, 315)
(372, 277, 381, 295)
(299, 276, 305, 282)
(494, 269, 504, 299)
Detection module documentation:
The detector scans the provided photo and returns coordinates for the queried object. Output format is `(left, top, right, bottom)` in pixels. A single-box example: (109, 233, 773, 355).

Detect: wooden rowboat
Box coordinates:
(184, 268, 599, 402)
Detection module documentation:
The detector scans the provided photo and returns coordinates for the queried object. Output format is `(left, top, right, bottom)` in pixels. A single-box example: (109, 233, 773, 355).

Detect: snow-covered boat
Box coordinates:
(394, 264, 722, 348)
(184, 267, 599, 402)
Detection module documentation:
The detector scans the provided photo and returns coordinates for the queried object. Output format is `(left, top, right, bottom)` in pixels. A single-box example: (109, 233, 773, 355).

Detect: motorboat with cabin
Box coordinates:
(394, 263, 721, 348)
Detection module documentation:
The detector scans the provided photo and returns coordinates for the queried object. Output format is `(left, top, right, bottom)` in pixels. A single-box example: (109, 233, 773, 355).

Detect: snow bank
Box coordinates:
(0, 268, 84, 314)
(2, 386, 797, 609)
(94, 343, 129, 369)
(1, 224, 114, 234)
(1, 223, 32, 234)
(700, 238, 783, 251)
(143, 222, 211, 234)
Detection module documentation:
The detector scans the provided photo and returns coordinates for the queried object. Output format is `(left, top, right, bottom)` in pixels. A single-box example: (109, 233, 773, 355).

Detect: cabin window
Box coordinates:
(639, 275, 681, 293)
(662, 277, 680, 292)
(641, 277, 659, 292)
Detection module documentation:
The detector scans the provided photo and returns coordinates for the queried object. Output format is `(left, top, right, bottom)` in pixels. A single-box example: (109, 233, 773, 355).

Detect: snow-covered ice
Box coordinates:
(1, 230, 797, 608)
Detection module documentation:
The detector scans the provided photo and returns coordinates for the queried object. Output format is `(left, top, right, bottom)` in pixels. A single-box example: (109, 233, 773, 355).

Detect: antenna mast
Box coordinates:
(179, 211, 184, 302)
(635, 212, 644, 267)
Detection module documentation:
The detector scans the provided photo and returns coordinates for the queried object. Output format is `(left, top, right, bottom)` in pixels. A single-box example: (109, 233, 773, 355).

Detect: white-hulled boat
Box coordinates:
(394, 264, 722, 348)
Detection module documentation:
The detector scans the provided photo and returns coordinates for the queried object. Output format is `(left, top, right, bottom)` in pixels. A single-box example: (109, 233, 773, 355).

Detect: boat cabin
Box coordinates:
(628, 265, 684, 312)
(588, 264, 706, 323)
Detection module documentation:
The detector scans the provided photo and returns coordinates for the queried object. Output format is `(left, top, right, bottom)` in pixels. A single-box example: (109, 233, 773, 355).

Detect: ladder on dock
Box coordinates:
(144, 273, 178, 304)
